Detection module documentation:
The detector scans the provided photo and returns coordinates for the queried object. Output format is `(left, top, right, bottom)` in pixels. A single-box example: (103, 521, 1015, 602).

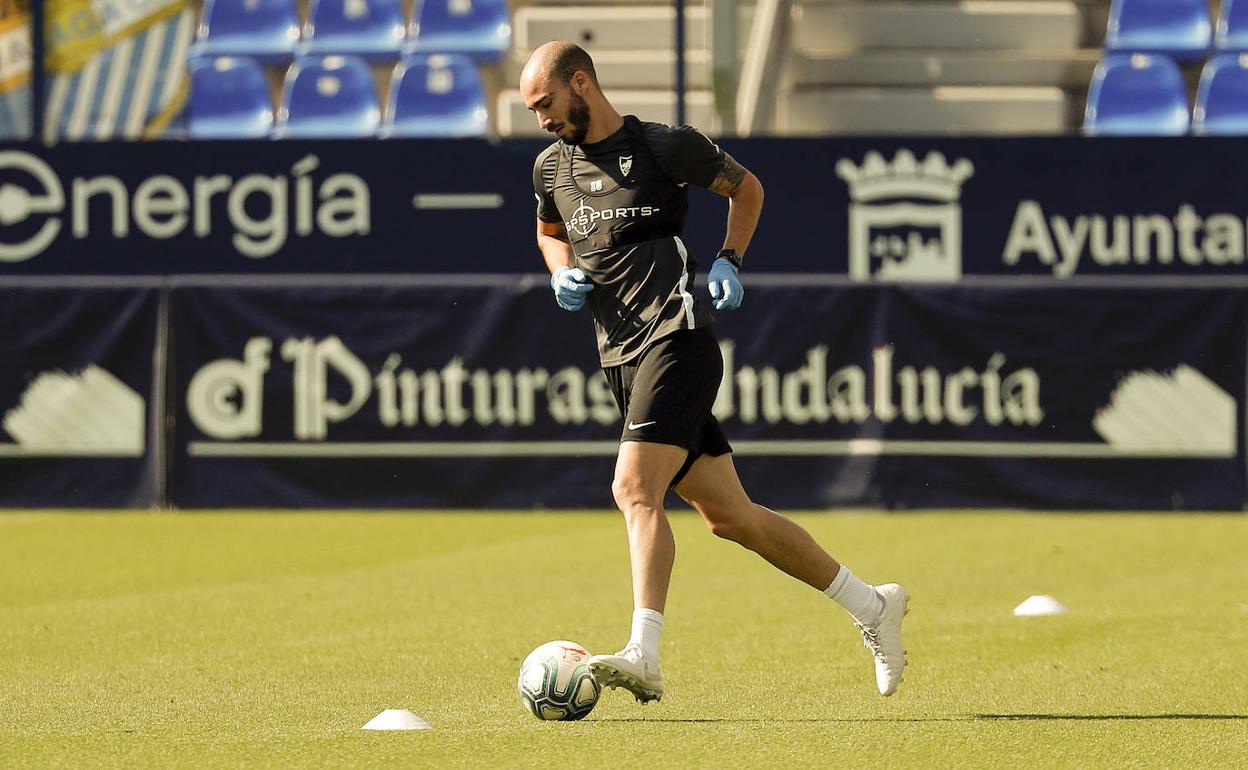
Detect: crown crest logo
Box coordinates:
(835, 150, 974, 204)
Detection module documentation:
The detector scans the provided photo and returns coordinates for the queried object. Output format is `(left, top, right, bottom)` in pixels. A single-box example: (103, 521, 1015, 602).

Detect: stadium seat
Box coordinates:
(303, 0, 406, 61)
(187, 56, 275, 139)
(1215, 0, 1248, 52)
(274, 55, 381, 138)
(1083, 53, 1189, 136)
(1104, 0, 1211, 62)
(382, 54, 488, 137)
(406, 0, 512, 63)
(192, 0, 301, 62)
(1193, 54, 1248, 135)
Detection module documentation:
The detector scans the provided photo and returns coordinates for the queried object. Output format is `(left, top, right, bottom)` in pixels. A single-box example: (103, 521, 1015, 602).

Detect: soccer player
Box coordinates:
(521, 41, 909, 702)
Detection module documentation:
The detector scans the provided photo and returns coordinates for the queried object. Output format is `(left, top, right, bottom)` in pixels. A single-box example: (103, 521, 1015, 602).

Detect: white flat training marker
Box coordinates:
(362, 709, 432, 731)
(1013, 595, 1070, 616)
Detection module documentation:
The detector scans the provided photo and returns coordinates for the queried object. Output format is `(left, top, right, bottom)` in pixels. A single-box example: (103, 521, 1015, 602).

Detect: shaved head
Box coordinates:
(525, 41, 598, 88)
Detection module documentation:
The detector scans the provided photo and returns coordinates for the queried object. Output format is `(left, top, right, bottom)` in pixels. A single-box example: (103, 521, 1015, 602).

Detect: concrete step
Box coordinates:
(513, 5, 726, 51)
(513, 2, 1086, 53)
(795, 49, 1101, 87)
(794, 1, 1084, 51)
(502, 49, 712, 90)
(497, 89, 716, 136)
(779, 85, 1070, 135)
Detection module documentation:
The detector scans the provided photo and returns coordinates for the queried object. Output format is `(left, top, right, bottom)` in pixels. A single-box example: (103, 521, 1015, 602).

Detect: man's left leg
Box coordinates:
(674, 452, 910, 696)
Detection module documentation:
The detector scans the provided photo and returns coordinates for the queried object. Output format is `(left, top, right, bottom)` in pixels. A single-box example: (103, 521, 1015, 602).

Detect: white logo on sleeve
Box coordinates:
(836, 149, 974, 283)
(628, 420, 657, 430)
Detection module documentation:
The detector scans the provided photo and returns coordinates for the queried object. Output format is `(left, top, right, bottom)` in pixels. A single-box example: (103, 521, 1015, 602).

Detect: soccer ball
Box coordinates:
(517, 640, 601, 721)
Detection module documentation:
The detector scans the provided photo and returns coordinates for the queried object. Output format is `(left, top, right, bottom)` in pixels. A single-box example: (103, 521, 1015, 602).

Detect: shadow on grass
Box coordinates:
(599, 713, 968, 718)
(600, 714, 1248, 724)
(976, 714, 1248, 721)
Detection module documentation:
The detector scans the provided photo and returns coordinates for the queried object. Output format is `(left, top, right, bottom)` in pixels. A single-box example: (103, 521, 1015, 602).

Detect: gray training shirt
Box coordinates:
(533, 115, 727, 367)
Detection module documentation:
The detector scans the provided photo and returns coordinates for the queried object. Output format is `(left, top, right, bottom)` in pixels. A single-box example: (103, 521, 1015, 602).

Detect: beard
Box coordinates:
(560, 91, 592, 146)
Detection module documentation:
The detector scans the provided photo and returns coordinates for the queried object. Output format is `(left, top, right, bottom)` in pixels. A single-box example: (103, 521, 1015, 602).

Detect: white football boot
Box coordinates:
(588, 644, 665, 703)
(854, 583, 910, 696)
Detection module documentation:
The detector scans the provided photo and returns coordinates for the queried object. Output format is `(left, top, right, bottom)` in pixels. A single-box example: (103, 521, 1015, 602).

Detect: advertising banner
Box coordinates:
(0, 1, 192, 142)
(6, 138, 1248, 280)
(169, 279, 1246, 509)
(0, 140, 549, 273)
(714, 284, 1246, 509)
(169, 277, 615, 508)
(779, 138, 1248, 282)
(0, 280, 161, 506)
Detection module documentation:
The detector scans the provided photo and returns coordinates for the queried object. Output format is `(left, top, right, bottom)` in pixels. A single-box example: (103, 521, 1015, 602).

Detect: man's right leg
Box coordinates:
(588, 439, 688, 703)
(611, 440, 687, 614)
(674, 452, 910, 696)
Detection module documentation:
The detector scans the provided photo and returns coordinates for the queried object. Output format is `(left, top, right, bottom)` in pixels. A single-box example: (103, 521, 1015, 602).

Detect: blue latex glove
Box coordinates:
(707, 258, 743, 310)
(550, 266, 594, 311)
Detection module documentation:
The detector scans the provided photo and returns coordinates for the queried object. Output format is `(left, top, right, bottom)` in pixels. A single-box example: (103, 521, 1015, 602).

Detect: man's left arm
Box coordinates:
(705, 154, 762, 310)
(707, 154, 764, 261)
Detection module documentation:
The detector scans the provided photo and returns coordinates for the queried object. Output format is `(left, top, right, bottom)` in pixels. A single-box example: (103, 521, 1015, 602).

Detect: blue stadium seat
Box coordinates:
(1215, 0, 1248, 52)
(192, 0, 301, 62)
(1083, 54, 1190, 136)
(274, 55, 381, 138)
(1193, 54, 1248, 135)
(1105, 0, 1211, 61)
(303, 0, 406, 61)
(187, 56, 275, 139)
(382, 54, 488, 137)
(406, 0, 512, 63)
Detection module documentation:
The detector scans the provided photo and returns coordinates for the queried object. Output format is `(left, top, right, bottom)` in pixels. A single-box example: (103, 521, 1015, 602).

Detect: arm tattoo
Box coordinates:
(708, 154, 748, 197)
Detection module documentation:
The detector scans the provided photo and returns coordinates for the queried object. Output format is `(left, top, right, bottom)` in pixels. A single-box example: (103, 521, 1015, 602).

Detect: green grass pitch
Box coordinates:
(2, 510, 1245, 768)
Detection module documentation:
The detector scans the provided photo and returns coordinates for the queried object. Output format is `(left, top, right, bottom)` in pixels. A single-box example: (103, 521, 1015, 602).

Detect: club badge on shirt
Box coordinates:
(619, 155, 633, 177)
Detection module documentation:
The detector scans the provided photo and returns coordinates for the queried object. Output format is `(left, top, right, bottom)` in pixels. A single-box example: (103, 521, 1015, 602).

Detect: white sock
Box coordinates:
(627, 608, 664, 661)
(823, 566, 884, 626)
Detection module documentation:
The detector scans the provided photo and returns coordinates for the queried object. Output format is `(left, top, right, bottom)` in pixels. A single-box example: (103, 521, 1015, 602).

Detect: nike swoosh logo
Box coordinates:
(628, 420, 657, 430)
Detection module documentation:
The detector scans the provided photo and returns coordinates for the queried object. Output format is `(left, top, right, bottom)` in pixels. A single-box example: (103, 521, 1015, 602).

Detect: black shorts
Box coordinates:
(603, 326, 734, 485)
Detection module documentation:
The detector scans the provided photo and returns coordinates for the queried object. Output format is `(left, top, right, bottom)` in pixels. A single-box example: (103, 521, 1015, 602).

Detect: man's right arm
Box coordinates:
(534, 151, 593, 311)
(532, 149, 570, 274)
(539, 218, 594, 311)
(536, 218, 575, 274)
